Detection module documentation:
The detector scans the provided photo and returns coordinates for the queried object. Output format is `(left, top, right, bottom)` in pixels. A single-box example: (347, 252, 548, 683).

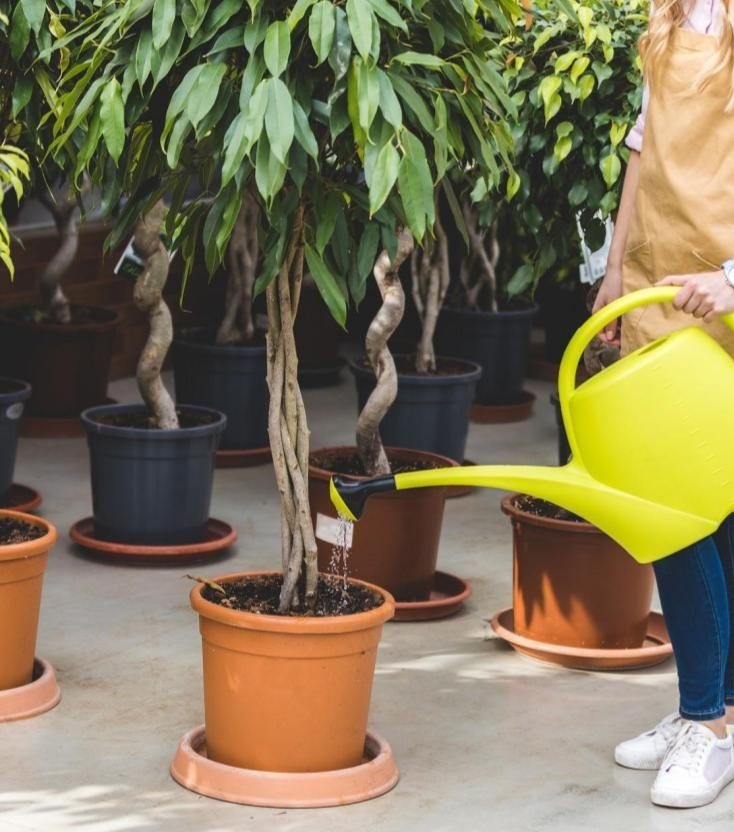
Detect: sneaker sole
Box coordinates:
(614, 752, 661, 771)
(651, 769, 734, 809)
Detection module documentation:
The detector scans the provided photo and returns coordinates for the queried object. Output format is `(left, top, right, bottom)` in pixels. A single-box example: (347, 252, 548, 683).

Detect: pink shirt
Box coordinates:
(626, 0, 721, 152)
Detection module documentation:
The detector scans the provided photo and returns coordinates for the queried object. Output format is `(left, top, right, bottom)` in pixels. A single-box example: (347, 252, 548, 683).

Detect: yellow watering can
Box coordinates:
(330, 287, 734, 564)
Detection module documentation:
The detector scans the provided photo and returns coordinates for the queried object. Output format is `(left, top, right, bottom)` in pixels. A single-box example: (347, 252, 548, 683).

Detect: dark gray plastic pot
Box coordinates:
(350, 357, 482, 462)
(436, 306, 538, 405)
(81, 403, 226, 545)
(0, 378, 31, 500)
(172, 332, 268, 451)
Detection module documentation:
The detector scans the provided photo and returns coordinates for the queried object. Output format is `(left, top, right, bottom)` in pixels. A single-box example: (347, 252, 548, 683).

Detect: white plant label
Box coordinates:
(316, 513, 354, 548)
(5, 403, 23, 420)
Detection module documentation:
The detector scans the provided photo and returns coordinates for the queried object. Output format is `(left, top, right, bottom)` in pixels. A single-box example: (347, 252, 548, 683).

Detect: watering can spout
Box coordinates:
(329, 462, 720, 564)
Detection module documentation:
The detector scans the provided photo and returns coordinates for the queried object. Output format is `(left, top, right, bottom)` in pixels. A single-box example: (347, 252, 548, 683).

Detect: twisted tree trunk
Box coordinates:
(39, 187, 79, 324)
(411, 208, 450, 373)
(266, 205, 318, 613)
(216, 190, 259, 345)
(356, 227, 415, 477)
(133, 201, 178, 429)
(461, 198, 500, 313)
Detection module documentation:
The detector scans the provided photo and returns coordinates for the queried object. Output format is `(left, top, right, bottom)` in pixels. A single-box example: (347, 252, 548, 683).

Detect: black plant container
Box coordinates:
(436, 306, 538, 405)
(172, 332, 268, 451)
(0, 378, 31, 499)
(350, 357, 482, 462)
(81, 404, 226, 545)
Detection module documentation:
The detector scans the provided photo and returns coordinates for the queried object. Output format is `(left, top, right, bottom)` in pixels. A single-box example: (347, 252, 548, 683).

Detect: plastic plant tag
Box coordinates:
(114, 232, 176, 281)
(577, 215, 614, 285)
(316, 513, 354, 548)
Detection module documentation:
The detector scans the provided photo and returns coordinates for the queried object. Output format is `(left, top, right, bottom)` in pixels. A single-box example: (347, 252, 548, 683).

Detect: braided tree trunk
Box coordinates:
(356, 227, 415, 477)
(266, 206, 318, 613)
(39, 187, 79, 324)
(216, 190, 259, 345)
(411, 206, 449, 373)
(133, 201, 178, 429)
(461, 198, 500, 313)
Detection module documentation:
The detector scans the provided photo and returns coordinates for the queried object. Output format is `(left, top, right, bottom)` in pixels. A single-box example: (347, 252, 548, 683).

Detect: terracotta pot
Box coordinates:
(0, 511, 56, 691)
(0, 306, 119, 418)
(191, 572, 395, 773)
(309, 446, 455, 602)
(502, 495, 654, 649)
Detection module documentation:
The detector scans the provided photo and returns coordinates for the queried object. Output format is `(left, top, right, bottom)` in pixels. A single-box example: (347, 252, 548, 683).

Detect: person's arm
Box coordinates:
(592, 149, 642, 340)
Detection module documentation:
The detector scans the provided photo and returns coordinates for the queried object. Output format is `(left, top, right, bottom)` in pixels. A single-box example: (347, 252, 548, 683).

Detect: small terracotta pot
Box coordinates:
(0, 511, 56, 691)
(309, 446, 455, 602)
(502, 495, 654, 649)
(191, 572, 395, 773)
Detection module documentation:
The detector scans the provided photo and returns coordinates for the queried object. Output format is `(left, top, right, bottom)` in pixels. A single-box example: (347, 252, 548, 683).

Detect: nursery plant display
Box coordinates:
(45, 0, 520, 804)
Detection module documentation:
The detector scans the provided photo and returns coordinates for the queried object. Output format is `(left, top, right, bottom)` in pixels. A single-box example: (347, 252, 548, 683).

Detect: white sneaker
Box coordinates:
(651, 722, 734, 808)
(615, 713, 685, 770)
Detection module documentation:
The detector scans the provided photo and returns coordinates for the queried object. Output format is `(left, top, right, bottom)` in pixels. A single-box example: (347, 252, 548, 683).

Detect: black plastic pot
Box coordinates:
(172, 332, 267, 451)
(0, 379, 31, 500)
(436, 306, 538, 405)
(81, 404, 226, 545)
(535, 279, 590, 363)
(350, 357, 481, 462)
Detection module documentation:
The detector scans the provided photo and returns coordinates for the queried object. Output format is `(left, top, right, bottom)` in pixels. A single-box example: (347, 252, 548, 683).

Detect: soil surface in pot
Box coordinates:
(515, 495, 584, 523)
(95, 410, 221, 430)
(310, 449, 444, 477)
(355, 356, 474, 378)
(201, 574, 384, 617)
(0, 517, 45, 544)
(4, 305, 114, 326)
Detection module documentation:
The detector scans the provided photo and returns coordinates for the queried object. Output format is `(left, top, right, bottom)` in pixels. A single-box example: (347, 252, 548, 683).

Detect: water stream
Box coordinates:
(329, 514, 354, 605)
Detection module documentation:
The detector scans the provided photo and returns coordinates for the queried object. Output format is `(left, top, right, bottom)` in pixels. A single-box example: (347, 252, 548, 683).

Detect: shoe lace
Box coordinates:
(664, 724, 709, 773)
(656, 715, 681, 744)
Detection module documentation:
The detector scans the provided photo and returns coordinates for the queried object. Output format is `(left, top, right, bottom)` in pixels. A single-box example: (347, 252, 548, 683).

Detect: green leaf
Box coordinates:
(186, 63, 227, 130)
(610, 122, 627, 148)
(11, 76, 33, 119)
(347, 56, 379, 141)
(555, 51, 578, 73)
(329, 7, 352, 80)
(506, 170, 521, 200)
(264, 21, 290, 77)
(288, 0, 316, 30)
(569, 182, 588, 206)
(398, 130, 434, 241)
(578, 6, 593, 27)
(556, 121, 573, 138)
(309, 0, 335, 64)
(293, 100, 318, 159)
(99, 79, 125, 164)
(392, 51, 444, 69)
(135, 29, 153, 88)
(265, 77, 294, 165)
(255, 133, 287, 205)
(553, 135, 572, 162)
(578, 74, 596, 101)
(357, 222, 380, 281)
(244, 13, 268, 51)
(539, 75, 562, 123)
(315, 193, 342, 254)
(19, 0, 44, 34)
(304, 243, 347, 327)
(366, 0, 407, 32)
(376, 69, 402, 129)
(152, 21, 186, 87)
(368, 141, 399, 216)
(570, 56, 590, 85)
(600, 153, 622, 188)
(346, 0, 373, 60)
(506, 264, 535, 297)
(152, 0, 176, 49)
(9, 4, 31, 60)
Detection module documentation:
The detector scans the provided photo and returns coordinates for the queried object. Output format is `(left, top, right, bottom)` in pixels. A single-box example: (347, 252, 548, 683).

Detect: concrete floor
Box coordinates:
(1, 372, 722, 832)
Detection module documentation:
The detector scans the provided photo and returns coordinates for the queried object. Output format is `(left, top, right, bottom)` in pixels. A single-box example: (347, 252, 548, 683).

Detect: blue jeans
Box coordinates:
(653, 515, 734, 721)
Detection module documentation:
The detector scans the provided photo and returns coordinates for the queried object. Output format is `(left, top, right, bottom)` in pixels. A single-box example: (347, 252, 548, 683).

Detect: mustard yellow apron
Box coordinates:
(622, 27, 734, 357)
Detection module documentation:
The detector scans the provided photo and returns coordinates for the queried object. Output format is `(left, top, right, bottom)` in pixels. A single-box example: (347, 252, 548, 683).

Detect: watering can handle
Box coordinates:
(557, 286, 734, 456)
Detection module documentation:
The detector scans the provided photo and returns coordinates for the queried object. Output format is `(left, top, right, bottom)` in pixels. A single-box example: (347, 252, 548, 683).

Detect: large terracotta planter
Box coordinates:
(0, 306, 119, 418)
(309, 447, 454, 602)
(191, 572, 395, 773)
(0, 511, 56, 691)
(502, 494, 654, 649)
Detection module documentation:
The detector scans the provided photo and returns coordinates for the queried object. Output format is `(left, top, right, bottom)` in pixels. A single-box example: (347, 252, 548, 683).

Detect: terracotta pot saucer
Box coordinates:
(2, 484, 42, 513)
(446, 460, 477, 499)
(470, 391, 536, 424)
(69, 517, 237, 565)
(490, 608, 673, 671)
(0, 657, 61, 723)
(393, 571, 472, 622)
(215, 446, 271, 469)
(171, 725, 399, 808)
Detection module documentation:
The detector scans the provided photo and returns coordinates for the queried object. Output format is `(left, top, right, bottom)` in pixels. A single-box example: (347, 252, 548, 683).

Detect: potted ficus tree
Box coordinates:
(48, 0, 523, 802)
(0, 3, 120, 433)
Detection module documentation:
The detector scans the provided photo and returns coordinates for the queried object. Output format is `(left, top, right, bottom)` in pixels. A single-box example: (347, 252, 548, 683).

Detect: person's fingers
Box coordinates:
(673, 283, 697, 310)
(656, 273, 688, 286)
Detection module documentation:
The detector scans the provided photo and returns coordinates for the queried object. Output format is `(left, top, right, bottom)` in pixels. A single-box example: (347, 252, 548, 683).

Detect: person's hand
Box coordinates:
(656, 271, 734, 322)
(592, 264, 623, 342)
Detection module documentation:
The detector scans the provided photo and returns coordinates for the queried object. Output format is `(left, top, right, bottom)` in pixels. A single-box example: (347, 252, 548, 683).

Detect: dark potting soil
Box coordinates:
(310, 449, 444, 477)
(355, 355, 474, 377)
(201, 573, 384, 617)
(515, 494, 585, 523)
(95, 410, 220, 430)
(5, 305, 114, 326)
(0, 517, 45, 545)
